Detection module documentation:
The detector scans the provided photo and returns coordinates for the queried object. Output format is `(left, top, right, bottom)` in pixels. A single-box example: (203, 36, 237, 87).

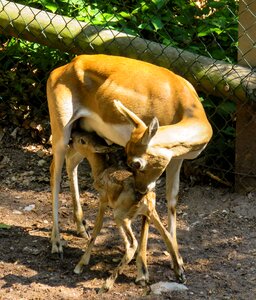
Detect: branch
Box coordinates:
(1, 0, 256, 102)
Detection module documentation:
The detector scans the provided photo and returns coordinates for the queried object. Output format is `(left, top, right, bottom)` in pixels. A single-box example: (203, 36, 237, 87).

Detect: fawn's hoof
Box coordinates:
(135, 278, 148, 287)
(135, 273, 149, 286)
(176, 267, 186, 284)
(98, 286, 109, 294)
(78, 229, 90, 239)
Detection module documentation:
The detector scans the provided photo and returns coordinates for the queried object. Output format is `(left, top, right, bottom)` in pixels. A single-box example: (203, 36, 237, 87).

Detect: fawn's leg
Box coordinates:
(150, 207, 185, 283)
(74, 200, 107, 274)
(136, 215, 149, 285)
(99, 219, 138, 293)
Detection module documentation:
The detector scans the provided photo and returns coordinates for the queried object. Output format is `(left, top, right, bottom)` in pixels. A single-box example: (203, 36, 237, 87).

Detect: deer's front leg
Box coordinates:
(136, 215, 149, 285)
(66, 145, 90, 238)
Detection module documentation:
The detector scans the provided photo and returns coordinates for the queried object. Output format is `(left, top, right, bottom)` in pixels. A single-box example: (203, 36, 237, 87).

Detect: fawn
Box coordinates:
(69, 130, 185, 293)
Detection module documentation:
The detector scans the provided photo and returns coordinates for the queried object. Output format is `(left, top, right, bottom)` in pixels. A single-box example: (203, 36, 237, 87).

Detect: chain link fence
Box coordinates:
(0, 0, 256, 192)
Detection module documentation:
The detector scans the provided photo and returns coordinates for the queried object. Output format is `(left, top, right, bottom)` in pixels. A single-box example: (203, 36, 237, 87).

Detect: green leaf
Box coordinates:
(222, 126, 236, 137)
(0, 223, 11, 229)
(152, 0, 167, 10)
(45, 3, 58, 13)
(140, 2, 149, 12)
(151, 17, 164, 31)
(217, 101, 236, 116)
(138, 23, 153, 31)
(119, 11, 131, 19)
(209, 1, 228, 9)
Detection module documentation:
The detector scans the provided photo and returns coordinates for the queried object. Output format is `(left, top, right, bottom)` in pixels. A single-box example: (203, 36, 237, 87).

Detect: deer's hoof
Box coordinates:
(51, 240, 67, 259)
(74, 264, 83, 274)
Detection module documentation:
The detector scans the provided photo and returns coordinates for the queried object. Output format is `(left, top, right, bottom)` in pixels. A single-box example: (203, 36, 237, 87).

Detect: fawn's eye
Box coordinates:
(80, 138, 86, 145)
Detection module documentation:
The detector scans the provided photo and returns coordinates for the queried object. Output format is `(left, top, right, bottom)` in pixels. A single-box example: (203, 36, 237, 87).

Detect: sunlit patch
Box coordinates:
(79, 112, 133, 147)
(147, 181, 156, 192)
(147, 147, 173, 160)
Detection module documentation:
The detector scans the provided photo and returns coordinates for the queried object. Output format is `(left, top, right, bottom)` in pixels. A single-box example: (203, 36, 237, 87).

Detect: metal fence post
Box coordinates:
(236, 0, 256, 192)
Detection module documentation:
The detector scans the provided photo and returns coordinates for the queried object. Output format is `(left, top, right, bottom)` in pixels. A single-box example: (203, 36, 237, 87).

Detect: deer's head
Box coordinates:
(114, 100, 172, 194)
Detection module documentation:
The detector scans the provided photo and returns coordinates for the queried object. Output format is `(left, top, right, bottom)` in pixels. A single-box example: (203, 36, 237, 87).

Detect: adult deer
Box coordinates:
(47, 54, 212, 258)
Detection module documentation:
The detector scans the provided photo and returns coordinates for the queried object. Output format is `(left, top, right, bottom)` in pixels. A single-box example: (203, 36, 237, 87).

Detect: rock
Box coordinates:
(23, 204, 36, 212)
(13, 210, 22, 215)
(36, 150, 46, 158)
(0, 155, 9, 165)
(10, 127, 19, 139)
(0, 127, 4, 141)
(150, 281, 188, 295)
(38, 159, 47, 167)
(191, 220, 200, 227)
(23, 246, 41, 255)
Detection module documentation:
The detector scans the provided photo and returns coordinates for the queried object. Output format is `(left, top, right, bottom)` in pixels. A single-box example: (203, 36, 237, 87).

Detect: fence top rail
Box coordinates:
(0, 0, 256, 102)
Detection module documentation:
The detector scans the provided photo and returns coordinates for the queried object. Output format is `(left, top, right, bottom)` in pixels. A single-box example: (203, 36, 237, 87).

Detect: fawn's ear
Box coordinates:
(93, 145, 116, 154)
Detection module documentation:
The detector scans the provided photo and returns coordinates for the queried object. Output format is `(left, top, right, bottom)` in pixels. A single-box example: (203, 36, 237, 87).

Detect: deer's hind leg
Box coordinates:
(165, 159, 184, 267)
(66, 144, 90, 238)
(50, 126, 73, 255)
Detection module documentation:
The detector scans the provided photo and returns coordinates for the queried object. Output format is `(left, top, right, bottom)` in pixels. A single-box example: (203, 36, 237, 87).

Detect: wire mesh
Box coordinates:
(0, 0, 255, 191)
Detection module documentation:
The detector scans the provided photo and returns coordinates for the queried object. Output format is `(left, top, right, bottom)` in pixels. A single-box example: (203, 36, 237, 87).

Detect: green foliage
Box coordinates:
(17, 0, 238, 62)
(0, 223, 11, 229)
(1, 0, 239, 179)
(200, 95, 236, 180)
(0, 37, 72, 141)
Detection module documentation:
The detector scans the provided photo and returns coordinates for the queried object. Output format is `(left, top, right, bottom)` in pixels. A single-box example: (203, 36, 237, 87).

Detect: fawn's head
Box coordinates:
(71, 131, 113, 156)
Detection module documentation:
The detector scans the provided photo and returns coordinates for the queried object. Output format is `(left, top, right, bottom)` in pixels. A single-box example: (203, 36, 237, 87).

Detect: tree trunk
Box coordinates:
(0, 0, 256, 102)
(235, 0, 256, 192)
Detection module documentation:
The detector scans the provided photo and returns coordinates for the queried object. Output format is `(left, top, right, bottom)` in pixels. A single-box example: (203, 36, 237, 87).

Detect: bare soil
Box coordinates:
(0, 141, 255, 300)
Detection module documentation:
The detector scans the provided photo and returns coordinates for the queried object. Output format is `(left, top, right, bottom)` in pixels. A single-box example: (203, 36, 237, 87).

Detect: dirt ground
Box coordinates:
(0, 139, 255, 300)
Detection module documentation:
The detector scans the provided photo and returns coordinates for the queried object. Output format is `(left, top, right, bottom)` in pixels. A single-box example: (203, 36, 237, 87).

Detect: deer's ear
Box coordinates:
(114, 100, 147, 130)
(141, 117, 159, 145)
